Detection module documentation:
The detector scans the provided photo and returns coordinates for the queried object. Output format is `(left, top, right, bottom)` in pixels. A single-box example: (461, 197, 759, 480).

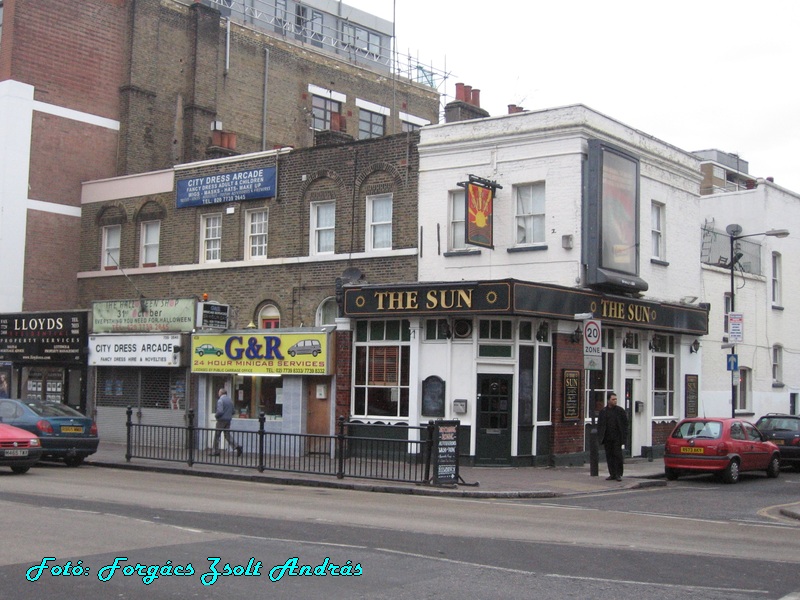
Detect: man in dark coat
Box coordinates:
(597, 391, 628, 481)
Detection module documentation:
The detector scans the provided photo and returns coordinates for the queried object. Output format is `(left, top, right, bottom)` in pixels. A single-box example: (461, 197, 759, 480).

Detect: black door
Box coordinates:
(475, 374, 513, 465)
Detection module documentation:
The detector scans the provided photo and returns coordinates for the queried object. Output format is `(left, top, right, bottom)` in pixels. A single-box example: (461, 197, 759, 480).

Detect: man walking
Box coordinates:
(598, 391, 628, 481)
(211, 388, 243, 457)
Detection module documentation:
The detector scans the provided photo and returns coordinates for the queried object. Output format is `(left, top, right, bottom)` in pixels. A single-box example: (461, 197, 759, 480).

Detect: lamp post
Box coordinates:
(725, 224, 789, 418)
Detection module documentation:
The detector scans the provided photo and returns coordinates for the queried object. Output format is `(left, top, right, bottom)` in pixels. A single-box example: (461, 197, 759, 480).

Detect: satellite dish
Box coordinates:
(341, 267, 364, 283)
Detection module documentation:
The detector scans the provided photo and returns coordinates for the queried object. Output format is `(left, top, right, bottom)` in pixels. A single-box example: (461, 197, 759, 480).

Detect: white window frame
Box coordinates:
(140, 220, 160, 267)
(651, 335, 676, 418)
(772, 252, 782, 305)
(651, 201, 665, 260)
(246, 209, 268, 260)
(514, 183, 545, 246)
(316, 297, 338, 326)
(367, 193, 392, 251)
(102, 225, 121, 270)
(311, 200, 335, 255)
(773, 345, 783, 384)
(201, 214, 222, 264)
(449, 190, 466, 250)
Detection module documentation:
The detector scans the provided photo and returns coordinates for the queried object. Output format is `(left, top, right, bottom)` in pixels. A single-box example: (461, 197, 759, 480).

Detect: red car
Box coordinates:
(0, 422, 42, 474)
(664, 417, 780, 484)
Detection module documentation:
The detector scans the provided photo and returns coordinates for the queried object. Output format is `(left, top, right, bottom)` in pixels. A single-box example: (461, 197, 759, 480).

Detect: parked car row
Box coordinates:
(664, 413, 800, 483)
(0, 399, 99, 473)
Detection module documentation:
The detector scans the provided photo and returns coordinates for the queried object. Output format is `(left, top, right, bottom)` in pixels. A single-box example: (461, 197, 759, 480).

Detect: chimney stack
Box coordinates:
(471, 89, 480, 107)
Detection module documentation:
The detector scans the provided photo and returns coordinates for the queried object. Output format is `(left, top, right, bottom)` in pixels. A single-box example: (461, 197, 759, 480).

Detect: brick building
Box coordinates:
(0, 0, 438, 409)
(79, 131, 421, 442)
(0, 0, 438, 313)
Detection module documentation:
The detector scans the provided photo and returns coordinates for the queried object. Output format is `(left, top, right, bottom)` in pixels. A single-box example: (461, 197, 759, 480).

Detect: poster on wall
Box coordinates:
(0, 363, 11, 398)
(562, 369, 581, 421)
(685, 374, 699, 418)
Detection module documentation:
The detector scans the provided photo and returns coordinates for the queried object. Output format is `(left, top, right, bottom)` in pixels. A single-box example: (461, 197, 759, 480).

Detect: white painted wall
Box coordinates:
(416, 104, 704, 307)
(700, 183, 800, 418)
(0, 81, 34, 312)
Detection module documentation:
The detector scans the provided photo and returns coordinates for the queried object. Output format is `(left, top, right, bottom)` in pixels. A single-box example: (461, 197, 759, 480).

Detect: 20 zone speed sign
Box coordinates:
(583, 319, 602, 356)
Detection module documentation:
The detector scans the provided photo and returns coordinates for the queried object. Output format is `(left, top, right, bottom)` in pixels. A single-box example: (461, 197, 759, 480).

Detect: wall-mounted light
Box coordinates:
(246, 321, 257, 329)
(441, 319, 452, 339)
(571, 326, 582, 344)
(690, 339, 701, 353)
(623, 332, 636, 349)
(649, 334, 664, 352)
(536, 321, 549, 342)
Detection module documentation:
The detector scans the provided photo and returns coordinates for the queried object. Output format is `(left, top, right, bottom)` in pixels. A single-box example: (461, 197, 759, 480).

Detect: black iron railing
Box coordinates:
(125, 408, 441, 484)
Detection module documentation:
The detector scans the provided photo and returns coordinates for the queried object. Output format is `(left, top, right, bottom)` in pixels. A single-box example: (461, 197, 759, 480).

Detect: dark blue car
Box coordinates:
(0, 399, 99, 467)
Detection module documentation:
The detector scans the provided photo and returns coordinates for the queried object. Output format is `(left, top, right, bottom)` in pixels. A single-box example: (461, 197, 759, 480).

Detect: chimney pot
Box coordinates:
(471, 89, 481, 107)
(455, 82, 465, 102)
(767, 176, 775, 182)
(508, 104, 517, 114)
(463, 85, 472, 104)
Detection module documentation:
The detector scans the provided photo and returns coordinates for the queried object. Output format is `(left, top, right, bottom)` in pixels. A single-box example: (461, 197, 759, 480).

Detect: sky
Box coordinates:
(345, 0, 800, 193)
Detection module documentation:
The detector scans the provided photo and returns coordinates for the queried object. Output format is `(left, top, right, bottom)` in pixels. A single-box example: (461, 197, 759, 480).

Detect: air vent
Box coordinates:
(452, 319, 473, 339)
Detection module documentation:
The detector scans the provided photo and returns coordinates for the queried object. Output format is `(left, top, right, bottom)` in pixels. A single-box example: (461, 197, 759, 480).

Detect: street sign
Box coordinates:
(583, 319, 602, 356)
(728, 312, 743, 343)
(727, 353, 738, 371)
(584, 356, 602, 371)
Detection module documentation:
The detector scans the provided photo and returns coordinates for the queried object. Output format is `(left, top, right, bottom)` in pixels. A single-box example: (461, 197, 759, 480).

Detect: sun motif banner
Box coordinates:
(466, 181, 494, 248)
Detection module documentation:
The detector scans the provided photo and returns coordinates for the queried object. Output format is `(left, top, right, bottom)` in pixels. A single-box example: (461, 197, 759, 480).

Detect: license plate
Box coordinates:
(4, 449, 28, 457)
(60, 426, 83, 434)
(680, 447, 704, 454)
(772, 439, 784, 445)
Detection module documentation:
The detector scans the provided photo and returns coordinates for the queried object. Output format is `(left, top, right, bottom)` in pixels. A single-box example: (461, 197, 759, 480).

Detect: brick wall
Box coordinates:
(79, 132, 421, 330)
(551, 333, 588, 455)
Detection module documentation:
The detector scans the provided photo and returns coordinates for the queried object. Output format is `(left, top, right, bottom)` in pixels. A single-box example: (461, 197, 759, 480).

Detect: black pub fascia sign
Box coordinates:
(343, 282, 511, 316)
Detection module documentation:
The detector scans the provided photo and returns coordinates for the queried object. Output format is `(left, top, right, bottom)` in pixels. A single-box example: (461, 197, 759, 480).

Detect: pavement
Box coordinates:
(84, 442, 800, 521)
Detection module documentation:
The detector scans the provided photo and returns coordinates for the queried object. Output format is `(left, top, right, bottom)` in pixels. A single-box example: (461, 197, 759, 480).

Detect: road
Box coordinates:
(1, 464, 799, 599)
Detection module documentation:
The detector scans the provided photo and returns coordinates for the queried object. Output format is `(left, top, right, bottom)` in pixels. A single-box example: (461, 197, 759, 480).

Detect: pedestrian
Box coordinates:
(597, 391, 628, 481)
(211, 388, 242, 457)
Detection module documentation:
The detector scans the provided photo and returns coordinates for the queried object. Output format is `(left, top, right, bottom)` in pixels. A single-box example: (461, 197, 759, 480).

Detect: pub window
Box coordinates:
(352, 320, 411, 420)
(478, 319, 513, 358)
(449, 190, 466, 251)
(425, 318, 450, 341)
(652, 334, 675, 417)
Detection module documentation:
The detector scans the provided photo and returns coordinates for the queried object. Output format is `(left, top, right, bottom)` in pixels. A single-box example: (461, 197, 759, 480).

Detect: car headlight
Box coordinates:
(30, 438, 41, 447)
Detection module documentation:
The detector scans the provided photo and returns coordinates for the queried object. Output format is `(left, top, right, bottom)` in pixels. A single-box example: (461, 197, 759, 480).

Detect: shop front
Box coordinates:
(0, 311, 88, 411)
(190, 328, 335, 453)
(341, 279, 709, 466)
(89, 299, 195, 443)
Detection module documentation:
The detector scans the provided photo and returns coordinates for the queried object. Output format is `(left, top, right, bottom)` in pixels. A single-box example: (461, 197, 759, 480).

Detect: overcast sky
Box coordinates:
(345, 0, 800, 193)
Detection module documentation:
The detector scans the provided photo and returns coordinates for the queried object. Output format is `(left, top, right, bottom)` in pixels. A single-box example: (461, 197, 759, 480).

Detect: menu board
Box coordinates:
(434, 420, 459, 485)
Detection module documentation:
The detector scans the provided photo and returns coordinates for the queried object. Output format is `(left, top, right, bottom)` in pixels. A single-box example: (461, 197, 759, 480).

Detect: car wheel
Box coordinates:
(766, 455, 781, 478)
(722, 459, 740, 484)
(215, 351, 222, 356)
(11, 466, 30, 474)
(289, 351, 296, 357)
(664, 467, 679, 481)
(64, 456, 84, 468)
(198, 351, 204, 356)
(312, 350, 319, 356)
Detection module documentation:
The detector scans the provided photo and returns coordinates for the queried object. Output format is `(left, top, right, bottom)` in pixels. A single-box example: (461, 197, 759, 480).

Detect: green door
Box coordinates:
(476, 374, 513, 465)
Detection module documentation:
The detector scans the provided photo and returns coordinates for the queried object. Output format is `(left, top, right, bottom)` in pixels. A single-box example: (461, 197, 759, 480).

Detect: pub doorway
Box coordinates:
(475, 374, 513, 465)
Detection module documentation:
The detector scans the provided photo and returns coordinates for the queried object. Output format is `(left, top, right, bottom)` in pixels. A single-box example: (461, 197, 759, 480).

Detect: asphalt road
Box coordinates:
(1, 465, 799, 599)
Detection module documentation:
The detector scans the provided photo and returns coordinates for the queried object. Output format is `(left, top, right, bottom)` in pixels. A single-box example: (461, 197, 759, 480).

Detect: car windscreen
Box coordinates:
(757, 417, 799, 432)
(25, 402, 86, 418)
(672, 421, 722, 439)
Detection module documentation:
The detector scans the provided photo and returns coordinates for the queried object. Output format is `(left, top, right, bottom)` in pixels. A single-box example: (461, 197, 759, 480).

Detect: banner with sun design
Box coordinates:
(466, 181, 495, 249)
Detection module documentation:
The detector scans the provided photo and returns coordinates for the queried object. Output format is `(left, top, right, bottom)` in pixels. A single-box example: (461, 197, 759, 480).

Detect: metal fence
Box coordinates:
(125, 408, 438, 484)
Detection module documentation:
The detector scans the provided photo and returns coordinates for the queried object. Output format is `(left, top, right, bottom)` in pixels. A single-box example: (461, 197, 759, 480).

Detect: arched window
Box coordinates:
(258, 304, 280, 329)
(316, 297, 338, 326)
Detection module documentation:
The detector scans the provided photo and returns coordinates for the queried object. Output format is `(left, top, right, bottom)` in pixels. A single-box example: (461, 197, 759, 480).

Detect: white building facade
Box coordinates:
(700, 180, 800, 419)
(342, 104, 710, 465)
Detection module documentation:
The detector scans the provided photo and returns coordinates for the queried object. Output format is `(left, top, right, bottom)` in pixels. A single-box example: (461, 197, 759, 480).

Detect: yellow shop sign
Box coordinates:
(191, 331, 331, 375)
